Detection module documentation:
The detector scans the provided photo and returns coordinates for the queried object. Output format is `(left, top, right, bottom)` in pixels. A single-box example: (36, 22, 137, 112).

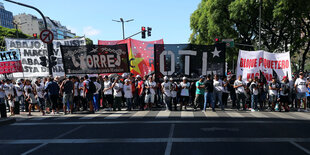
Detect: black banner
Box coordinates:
(61, 44, 129, 74)
(154, 43, 226, 80)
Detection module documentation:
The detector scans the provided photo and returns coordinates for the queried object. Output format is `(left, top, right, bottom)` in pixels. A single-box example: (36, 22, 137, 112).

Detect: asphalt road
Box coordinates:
(1, 109, 310, 155)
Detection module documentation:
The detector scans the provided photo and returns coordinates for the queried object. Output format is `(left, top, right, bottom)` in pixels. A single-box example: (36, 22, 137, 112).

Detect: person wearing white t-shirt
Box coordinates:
(294, 72, 308, 111)
(180, 77, 190, 110)
(234, 75, 246, 110)
(170, 78, 178, 111)
(34, 78, 45, 111)
(103, 76, 113, 111)
(14, 80, 24, 112)
(123, 79, 133, 111)
(144, 76, 157, 110)
(249, 77, 259, 112)
(213, 75, 224, 110)
(269, 77, 280, 111)
(161, 76, 172, 111)
(112, 76, 123, 111)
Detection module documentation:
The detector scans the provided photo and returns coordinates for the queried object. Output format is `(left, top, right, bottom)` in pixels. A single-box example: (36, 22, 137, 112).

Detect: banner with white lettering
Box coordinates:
(236, 50, 292, 81)
(154, 44, 226, 80)
(61, 44, 129, 74)
(5, 37, 86, 77)
(0, 49, 23, 74)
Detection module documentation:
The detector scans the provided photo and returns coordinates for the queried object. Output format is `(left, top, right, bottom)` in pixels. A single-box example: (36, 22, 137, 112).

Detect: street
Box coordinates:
(0, 109, 310, 155)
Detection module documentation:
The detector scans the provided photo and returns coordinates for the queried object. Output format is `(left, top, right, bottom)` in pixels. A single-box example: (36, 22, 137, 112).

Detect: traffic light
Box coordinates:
(39, 56, 47, 67)
(50, 55, 57, 67)
(214, 37, 221, 44)
(141, 26, 146, 39)
(33, 33, 37, 39)
(147, 27, 152, 37)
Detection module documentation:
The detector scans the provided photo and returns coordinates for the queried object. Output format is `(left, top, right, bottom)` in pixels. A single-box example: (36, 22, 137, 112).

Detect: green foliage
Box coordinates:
(0, 26, 31, 51)
(190, 0, 310, 72)
(85, 38, 93, 45)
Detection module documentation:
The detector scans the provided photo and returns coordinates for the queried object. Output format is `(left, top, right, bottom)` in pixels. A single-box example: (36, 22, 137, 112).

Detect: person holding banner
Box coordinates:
(234, 75, 246, 111)
(294, 72, 308, 112)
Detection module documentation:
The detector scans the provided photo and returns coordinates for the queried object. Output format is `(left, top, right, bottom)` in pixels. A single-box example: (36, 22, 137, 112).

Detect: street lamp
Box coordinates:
(112, 18, 134, 39)
(256, 0, 262, 50)
(12, 21, 26, 38)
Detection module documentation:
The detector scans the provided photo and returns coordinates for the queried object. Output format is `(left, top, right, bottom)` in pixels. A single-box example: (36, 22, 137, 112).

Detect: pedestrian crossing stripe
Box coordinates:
(270, 112, 296, 119)
(104, 111, 127, 119)
(130, 111, 149, 119)
(248, 112, 269, 118)
(225, 111, 244, 118)
(156, 111, 170, 118)
(204, 111, 218, 117)
(181, 111, 194, 118)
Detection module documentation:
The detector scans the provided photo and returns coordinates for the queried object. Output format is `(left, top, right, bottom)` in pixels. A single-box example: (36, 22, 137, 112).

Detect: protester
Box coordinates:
(269, 77, 279, 111)
(213, 74, 224, 111)
(93, 77, 102, 111)
(170, 78, 178, 111)
(194, 75, 205, 111)
(45, 77, 60, 114)
(103, 76, 113, 111)
(14, 79, 24, 112)
(123, 79, 133, 111)
(112, 76, 123, 111)
(229, 75, 237, 109)
(180, 77, 190, 111)
(203, 74, 215, 112)
(279, 76, 290, 112)
(234, 75, 246, 110)
(294, 72, 308, 112)
(34, 78, 45, 112)
(222, 76, 229, 108)
(136, 75, 145, 110)
(144, 75, 156, 110)
(60, 76, 74, 115)
(83, 75, 95, 113)
(249, 77, 259, 112)
(161, 76, 172, 111)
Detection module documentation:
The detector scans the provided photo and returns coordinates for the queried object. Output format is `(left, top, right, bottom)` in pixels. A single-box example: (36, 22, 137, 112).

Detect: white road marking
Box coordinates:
(248, 112, 269, 118)
(2, 138, 310, 144)
(270, 112, 296, 119)
(156, 111, 170, 118)
(225, 111, 244, 118)
(291, 112, 310, 120)
(181, 111, 194, 118)
(104, 111, 127, 119)
(201, 127, 239, 132)
(204, 111, 218, 117)
(130, 111, 149, 118)
(79, 112, 104, 120)
(290, 141, 310, 154)
(164, 124, 175, 155)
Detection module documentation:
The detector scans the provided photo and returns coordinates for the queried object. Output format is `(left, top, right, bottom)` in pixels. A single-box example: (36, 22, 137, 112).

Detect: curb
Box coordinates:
(0, 118, 16, 127)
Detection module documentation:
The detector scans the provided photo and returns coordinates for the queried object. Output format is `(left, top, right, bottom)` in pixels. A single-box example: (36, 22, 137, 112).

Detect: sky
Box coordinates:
(3, 0, 201, 44)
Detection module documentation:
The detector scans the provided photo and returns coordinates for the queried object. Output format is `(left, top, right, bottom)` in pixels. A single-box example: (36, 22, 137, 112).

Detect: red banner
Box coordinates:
(98, 38, 164, 77)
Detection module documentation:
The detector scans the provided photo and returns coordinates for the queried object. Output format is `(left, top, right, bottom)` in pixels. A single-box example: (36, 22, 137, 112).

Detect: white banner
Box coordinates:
(5, 37, 86, 77)
(236, 50, 292, 82)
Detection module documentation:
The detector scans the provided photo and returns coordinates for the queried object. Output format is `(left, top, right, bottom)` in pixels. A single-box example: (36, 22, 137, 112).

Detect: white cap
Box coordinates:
(136, 75, 141, 78)
(164, 76, 168, 80)
(182, 77, 187, 80)
(169, 77, 173, 81)
(124, 79, 130, 83)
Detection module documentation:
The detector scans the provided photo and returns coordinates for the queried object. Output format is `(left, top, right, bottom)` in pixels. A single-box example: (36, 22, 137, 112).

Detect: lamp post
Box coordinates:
(258, 0, 262, 50)
(12, 21, 26, 38)
(112, 18, 134, 39)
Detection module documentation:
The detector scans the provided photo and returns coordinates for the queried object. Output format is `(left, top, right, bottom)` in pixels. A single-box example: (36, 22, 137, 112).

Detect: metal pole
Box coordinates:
(258, 0, 261, 50)
(5, 0, 53, 77)
(122, 21, 125, 39)
(14, 23, 18, 38)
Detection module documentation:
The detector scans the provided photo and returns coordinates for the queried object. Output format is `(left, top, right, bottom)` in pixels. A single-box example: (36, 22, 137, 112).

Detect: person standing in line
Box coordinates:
(14, 79, 24, 113)
(279, 76, 290, 112)
(161, 76, 172, 111)
(213, 75, 224, 111)
(269, 77, 280, 111)
(93, 77, 102, 112)
(222, 76, 230, 108)
(234, 75, 246, 111)
(144, 75, 157, 110)
(34, 78, 45, 112)
(83, 75, 95, 113)
(112, 76, 123, 111)
(25, 89, 44, 116)
(60, 76, 74, 115)
(170, 78, 178, 111)
(45, 77, 60, 114)
(194, 75, 205, 111)
(123, 79, 133, 111)
(180, 77, 190, 111)
(294, 72, 309, 112)
(203, 75, 215, 112)
(103, 76, 113, 111)
(250, 77, 259, 112)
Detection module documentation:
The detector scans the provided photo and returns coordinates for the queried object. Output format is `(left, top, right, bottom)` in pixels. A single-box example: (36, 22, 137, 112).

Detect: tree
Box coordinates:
(190, 0, 310, 72)
(85, 37, 93, 45)
(0, 26, 30, 51)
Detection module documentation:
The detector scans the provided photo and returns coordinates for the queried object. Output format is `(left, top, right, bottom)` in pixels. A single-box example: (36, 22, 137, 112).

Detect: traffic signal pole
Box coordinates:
(4, 0, 54, 77)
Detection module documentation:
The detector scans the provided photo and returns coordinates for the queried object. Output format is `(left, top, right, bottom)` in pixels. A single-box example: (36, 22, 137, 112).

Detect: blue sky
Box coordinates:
(3, 0, 201, 44)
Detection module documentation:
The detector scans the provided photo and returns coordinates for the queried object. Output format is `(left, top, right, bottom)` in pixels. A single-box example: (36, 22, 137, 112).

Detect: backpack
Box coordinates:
(88, 80, 96, 94)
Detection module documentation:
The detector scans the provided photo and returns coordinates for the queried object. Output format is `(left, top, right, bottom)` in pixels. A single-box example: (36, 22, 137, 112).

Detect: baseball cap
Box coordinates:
(282, 76, 287, 80)
(182, 77, 187, 80)
(136, 75, 141, 78)
(199, 75, 205, 79)
(169, 77, 173, 81)
(164, 76, 168, 80)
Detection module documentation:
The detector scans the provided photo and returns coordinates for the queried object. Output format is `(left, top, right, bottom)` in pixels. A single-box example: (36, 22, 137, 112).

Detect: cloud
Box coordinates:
(83, 26, 101, 36)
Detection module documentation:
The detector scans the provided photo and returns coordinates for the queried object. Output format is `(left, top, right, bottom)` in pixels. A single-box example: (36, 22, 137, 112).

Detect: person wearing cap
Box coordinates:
(180, 77, 190, 110)
(144, 75, 157, 110)
(294, 72, 308, 112)
(103, 76, 113, 111)
(194, 75, 205, 111)
(161, 76, 172, 111)
(279, 76, 290, 112)
(269, 77, 280, 111)
(123, 79, 133, 111)
(14, 79, 24, 113)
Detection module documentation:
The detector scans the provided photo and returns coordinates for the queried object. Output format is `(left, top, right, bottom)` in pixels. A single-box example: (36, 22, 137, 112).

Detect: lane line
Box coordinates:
(290, 141, 310, 154)
(130, 111, 149, 119)
(156, 111, 170, 118)
(3, 138, 310, 144)
(21, 125, 83, 155)
(181, 111, 194, 118)
(11, 120, 310, 126)
(164, 124, 175, 155)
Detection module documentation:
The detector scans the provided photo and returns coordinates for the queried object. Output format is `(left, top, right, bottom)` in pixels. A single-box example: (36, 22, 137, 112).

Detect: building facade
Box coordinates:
(39, 17, 76, 39)
(0, 2, 13, 29)
(13, 13, 41, 36)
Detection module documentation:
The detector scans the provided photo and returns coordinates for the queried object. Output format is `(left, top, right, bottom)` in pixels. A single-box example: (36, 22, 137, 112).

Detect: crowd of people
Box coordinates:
(0, 71, 309, 117)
